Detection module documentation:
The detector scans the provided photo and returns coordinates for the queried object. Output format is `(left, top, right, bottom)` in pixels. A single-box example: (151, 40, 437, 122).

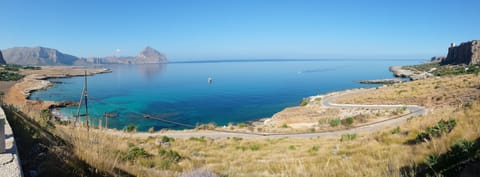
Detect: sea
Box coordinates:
(29, 59, 424, 131)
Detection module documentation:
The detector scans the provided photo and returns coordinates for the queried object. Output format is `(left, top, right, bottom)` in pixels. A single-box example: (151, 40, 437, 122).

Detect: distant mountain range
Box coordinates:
(1, 46, 167, 66)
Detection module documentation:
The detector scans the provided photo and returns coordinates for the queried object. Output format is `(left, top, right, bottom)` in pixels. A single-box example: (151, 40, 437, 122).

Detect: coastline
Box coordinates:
(4, 67, 111, 111)
(3, 64, 417, 135)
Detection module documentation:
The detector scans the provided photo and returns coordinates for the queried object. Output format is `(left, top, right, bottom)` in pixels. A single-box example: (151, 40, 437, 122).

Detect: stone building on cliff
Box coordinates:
(441, 40, 480, 65)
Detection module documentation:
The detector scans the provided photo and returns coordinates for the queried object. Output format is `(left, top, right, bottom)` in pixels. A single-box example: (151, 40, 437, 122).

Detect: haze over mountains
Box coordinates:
(1, 46, 167, 65)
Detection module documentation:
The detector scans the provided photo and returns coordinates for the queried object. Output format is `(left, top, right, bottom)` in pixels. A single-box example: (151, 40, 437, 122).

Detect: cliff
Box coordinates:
(442, 40, 480, 65)
(1, 47, 85, 66)
(0, 51, 5, 64)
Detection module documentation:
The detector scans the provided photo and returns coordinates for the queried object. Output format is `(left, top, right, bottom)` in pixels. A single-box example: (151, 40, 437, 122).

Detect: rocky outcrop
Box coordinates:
(2, 47, 84, 66)
(357, 78, 404, 84)
(86, 47, 167, 64)
(442, 40, 480, 65)
(430, 56, 445, 63)
(389, 66, 433, 81)
(135, 46, 167, 64)
(0, 51, 5, 64)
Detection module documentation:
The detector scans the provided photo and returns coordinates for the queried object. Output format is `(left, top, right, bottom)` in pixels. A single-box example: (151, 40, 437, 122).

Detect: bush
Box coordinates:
(341, 117, 354, 126)
(158, 148, 182, 162)
(300, 99, 309, 106)
(238, 122, 248, 128)
(391, 126, 401, 134)
(421, 139, 480, 176)
(415, 119, 456, 143)
(189, 136, 207, 143)
(123, 146, 151, 161)
(341, 134, 357, 141)
(329, 118, 341, 127)
(161, 136, 175, 143)
(124, 124, 137, 133)
(280, 124, 289, 128)
(0, 71, 24, 81)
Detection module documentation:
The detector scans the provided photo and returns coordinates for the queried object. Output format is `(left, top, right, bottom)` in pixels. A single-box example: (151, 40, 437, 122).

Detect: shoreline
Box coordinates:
(4, 67, 111, 110)
(4, 64, 416, 135)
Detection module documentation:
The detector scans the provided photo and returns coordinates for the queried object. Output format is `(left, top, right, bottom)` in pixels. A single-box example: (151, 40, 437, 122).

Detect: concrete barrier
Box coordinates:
(0, 107, 23, 177)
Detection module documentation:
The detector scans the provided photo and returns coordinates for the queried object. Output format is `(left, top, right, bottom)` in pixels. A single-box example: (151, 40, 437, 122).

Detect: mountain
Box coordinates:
(1, 47, 86, 66)
(87, 47, 167, 64)
(135, 46, 167, 64)
(0, 50, 5, 64)
(1, 46, 167, 66)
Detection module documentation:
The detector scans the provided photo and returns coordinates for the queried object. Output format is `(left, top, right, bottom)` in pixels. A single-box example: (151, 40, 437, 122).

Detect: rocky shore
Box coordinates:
(389, 66, 433, 80)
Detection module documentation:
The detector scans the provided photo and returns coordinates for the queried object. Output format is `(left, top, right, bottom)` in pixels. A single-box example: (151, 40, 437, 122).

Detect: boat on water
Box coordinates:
(208, 77, 213, 84)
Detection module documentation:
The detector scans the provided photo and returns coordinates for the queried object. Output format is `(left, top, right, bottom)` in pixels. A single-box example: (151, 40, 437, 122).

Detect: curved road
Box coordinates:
(161, 90, 427, 138)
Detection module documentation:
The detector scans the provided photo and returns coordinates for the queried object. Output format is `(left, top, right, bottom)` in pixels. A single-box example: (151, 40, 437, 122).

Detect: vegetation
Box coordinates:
(403, 63, 480, 76)
(329, 118, 341, 127)
(161, 135, 175, 143)
(341, 117, 354, 126)
(415, 119, 456, 143)
(340, 133, 357, 141)
(0, 71, 23, 81)
(122, 146, 151, 161)
(124, 123, 137, 132)
(300, 98, 309, 106)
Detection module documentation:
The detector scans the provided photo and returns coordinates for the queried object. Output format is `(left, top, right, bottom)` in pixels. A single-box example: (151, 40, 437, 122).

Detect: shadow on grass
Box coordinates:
(400, 138, 480, 177)
(2, 105, 134, 177)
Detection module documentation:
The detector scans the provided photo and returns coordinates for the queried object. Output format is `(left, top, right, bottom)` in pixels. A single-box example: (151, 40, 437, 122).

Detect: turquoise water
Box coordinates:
(30, 59, 423, 131)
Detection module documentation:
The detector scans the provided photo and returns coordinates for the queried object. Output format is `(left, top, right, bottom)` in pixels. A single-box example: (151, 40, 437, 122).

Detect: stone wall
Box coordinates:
(442, 40, 480, 65)
(0, 107, 23, 177)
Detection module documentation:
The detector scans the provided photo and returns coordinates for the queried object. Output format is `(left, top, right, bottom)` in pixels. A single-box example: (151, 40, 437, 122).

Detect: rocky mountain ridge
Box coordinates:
(1, 46, 167, 65)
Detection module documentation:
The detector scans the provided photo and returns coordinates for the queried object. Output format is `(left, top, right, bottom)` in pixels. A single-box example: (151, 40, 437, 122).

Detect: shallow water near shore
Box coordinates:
(30, 59, 423, 131)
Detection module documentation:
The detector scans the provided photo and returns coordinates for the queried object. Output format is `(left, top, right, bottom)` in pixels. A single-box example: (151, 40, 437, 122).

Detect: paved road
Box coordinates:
(161, 90, 427, 138)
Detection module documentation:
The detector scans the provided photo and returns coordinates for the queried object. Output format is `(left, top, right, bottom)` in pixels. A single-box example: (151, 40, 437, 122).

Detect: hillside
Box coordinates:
(2, 47, 84, 66)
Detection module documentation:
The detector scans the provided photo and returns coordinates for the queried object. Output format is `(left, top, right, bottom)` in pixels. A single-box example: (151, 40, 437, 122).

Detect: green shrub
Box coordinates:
(280, 124, 289, 128)
(415, 119, 456, 143)
(329, 118, 341, 127)
(161, 136, 175, 143)
(124, 124, 137, 132)
(238, 122, 248, 128)
(123, 146, 151, 161)
(421, 139, 480, 176)
(342, 117, 354, 126)
(189, 136, 207, 143)
(158, 148, 182, 162)
(300, 99, 309, 106)
(288, 145, 296, 150)
(0, 71, 24, 81)
(391, 127, 401, 134)
(341, 134, 357, 141)
(249, 145, 260, 151)
(311, 145, 319, 152)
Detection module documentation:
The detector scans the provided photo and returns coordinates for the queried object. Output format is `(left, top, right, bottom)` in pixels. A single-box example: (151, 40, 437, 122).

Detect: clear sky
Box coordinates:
(0, 0, 479, 60)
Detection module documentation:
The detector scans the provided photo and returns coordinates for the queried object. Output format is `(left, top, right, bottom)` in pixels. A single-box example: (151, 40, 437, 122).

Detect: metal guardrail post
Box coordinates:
(0, 118, 5, 153)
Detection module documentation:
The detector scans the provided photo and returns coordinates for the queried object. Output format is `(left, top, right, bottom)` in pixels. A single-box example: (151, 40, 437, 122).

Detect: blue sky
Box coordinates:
(0, 0, 479, 60)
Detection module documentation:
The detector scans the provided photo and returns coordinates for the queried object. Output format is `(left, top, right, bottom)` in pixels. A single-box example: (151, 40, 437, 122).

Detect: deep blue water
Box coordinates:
(29, 59, 424, 131)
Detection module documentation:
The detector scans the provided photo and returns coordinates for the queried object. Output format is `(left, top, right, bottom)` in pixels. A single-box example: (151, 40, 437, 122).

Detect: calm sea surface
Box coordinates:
(30, 59, 424, 131)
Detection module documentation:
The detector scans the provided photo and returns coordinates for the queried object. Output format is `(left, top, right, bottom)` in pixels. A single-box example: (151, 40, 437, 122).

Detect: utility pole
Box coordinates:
(75, 70, 90, 132)
(84, 70, 90, 132)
